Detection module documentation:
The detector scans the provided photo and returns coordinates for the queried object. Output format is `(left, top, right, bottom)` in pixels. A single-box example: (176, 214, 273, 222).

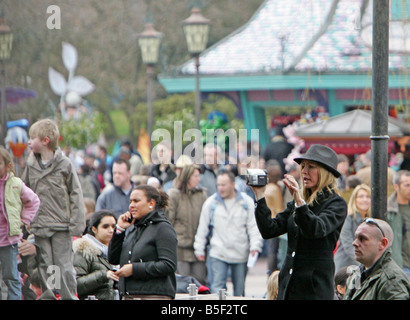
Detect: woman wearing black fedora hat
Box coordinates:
(251, 144, 347, 300)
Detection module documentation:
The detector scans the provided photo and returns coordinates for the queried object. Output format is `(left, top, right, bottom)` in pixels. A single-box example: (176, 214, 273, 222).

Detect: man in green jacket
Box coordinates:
(386, 170, 410, 277)
(344, 218, 410, 300)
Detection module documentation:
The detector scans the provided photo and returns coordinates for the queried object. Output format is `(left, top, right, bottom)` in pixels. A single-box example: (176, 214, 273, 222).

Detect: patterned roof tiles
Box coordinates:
(179, 0, 410, 75)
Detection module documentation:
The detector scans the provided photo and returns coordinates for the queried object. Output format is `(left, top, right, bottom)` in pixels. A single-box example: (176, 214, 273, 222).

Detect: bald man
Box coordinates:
(344, 218, 410, 300)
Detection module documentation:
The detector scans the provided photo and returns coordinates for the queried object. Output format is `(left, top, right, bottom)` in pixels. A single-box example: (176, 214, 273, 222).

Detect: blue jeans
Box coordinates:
(0, 244, 21, 300)
(209, 256, 247, 296)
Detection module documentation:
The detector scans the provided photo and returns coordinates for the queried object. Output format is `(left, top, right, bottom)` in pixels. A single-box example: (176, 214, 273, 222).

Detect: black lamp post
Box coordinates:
(0, 17, 12, 145)
(371, 0, 389, 219)
(137, 19, 162, 144)
(182, 6, 210, 129)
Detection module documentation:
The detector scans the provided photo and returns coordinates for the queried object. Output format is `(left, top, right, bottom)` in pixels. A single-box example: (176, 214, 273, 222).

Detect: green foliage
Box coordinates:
(202, 94, 236, 119)
(59, 112, 106, 149)
(199, 111, 230, 148)
(110, 110, 130, 137)
(154, 107, 197, 136)
(130, 92, 244, 145)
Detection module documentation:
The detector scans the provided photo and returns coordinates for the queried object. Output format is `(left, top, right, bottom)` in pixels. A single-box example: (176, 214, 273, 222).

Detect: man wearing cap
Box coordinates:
(251, 144, 347, 300)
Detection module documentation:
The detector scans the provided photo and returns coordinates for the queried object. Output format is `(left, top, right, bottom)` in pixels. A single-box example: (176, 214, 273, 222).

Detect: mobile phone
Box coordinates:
(126, 216, 133, 223)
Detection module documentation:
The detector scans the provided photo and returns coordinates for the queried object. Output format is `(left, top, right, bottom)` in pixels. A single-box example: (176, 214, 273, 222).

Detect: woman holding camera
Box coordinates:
(251, 144, 347, 300)
(108, 185, 177, 300)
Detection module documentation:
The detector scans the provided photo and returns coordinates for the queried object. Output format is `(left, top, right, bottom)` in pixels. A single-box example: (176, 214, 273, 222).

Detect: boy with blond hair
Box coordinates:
(21, 118, 85, 300)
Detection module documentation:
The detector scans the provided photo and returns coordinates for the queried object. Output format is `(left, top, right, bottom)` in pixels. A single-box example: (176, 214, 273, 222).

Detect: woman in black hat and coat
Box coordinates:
(251, 144, 347, 300)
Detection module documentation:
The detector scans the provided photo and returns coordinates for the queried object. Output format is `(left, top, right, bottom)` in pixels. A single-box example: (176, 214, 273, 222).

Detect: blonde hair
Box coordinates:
(0, 146, 15, 175)
(266, 270, 280, 300)
(348, 184, 371, 219)
(29, 119, 60, 151)
(300, 161, 339, 205)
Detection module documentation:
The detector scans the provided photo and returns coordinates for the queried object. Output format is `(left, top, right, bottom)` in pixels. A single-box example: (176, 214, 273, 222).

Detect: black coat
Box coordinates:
(108, 210, 178, 298)
(255, 188, 347, 300)
(149, 164, 176, 185)
(262, 138, 294, 174)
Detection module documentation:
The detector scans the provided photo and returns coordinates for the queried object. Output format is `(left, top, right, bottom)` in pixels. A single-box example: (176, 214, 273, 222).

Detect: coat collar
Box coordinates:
(365, 249, 392, 276)
(305, 185, 334, 208)
(349, 249, 393, 299)
(214, 187, 246, 205)
(315, 186, 333, 200)
(28, 147, 64, 169)
(133, 210, 168, 228)
(113, 181, 134, 195)
(387, 191, 399, 214)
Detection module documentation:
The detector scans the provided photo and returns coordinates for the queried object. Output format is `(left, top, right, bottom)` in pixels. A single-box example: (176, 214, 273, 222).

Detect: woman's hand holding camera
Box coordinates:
(250, 185, 266, 201)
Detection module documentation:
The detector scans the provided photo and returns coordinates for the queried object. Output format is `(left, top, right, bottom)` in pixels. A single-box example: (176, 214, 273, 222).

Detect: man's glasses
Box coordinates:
(363, 217, 385, 238)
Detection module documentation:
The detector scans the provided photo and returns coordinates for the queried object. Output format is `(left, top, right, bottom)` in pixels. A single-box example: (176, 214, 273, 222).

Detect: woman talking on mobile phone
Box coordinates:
(251, 144, 347, 300)
(108, 185, 177, 300)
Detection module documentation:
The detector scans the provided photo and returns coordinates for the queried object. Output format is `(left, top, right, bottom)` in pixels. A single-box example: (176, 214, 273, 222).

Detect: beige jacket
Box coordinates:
(21, 149, 85, 237)
(166, 187, 208, 261)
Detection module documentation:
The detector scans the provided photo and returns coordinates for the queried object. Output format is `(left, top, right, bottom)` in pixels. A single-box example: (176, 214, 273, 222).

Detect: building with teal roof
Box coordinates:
(159, 0, 410, 148)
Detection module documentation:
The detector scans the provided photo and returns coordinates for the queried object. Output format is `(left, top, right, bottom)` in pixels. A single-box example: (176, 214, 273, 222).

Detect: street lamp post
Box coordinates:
(137, 19, 162, 145)
(182, 6, 210, 129)
(371, 0, 389, 219)
(0, 17, 13, 146)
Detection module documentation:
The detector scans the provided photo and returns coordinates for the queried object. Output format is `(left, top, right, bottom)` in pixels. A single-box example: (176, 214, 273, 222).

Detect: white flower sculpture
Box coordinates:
(48, 42, 95, 119)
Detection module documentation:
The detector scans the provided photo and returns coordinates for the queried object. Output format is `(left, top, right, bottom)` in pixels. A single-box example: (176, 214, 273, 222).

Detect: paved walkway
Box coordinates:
(226, 257, 269, 299)
(175, 257, 270, 300)
(1, 257, 271, 300)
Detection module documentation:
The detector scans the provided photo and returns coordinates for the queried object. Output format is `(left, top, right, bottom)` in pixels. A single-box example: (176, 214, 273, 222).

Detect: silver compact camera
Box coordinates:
(245, 169, 268, 186)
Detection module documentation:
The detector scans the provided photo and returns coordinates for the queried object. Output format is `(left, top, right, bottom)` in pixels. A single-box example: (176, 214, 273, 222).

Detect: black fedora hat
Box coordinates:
(293, 144, 341, 178)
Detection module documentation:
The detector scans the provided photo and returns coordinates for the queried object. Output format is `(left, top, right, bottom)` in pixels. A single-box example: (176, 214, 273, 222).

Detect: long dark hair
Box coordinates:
(134, 185, 169, 210)
(87, 210, 117, 236)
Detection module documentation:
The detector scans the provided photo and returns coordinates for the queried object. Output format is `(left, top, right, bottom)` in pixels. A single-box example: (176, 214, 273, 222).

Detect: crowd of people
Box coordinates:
(1, 119, 410, 300)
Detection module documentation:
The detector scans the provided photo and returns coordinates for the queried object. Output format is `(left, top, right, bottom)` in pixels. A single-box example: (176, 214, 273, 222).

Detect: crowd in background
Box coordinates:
(1, 120, 410, 300)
